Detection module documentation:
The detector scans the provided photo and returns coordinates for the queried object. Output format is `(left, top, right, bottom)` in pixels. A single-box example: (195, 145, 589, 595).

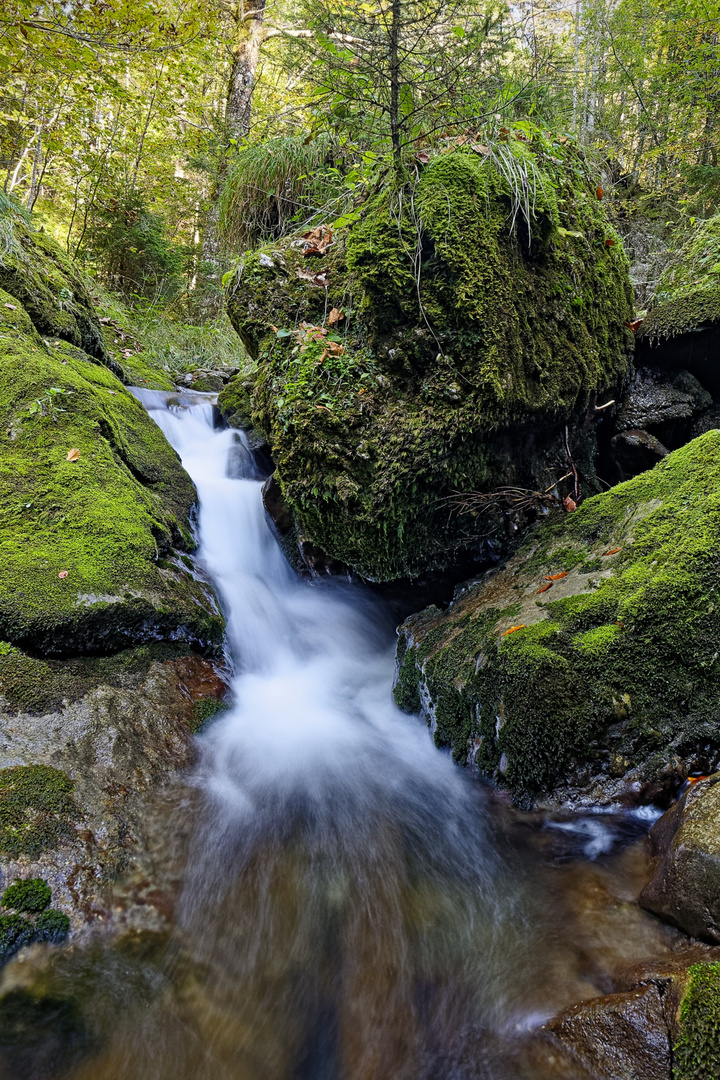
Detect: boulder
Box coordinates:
(0, 649, 229, 935)
(221, 129, 633, 581)
(395, 432, 720, 806)
(640, 776, 720, 942)
(0, 290, 223, 654)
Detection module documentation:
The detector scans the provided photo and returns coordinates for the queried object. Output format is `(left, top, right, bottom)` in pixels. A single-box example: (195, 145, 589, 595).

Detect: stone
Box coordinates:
(394, 432, 720, 806)
(545, 984, 672, 1080)
(640, 776, 720, 942)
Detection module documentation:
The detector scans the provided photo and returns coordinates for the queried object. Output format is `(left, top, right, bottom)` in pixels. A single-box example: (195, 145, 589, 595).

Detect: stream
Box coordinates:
(36, 392, 688, 1080)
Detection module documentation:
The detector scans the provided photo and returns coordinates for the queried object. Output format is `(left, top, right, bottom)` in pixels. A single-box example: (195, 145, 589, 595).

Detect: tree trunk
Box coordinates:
(197, 0, 267, 314)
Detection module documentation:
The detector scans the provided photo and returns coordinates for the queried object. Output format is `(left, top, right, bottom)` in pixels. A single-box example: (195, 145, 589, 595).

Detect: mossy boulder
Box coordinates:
(223, 131, 634, 581)
(0, 202, 111, 367)
(395, 431, 720, 805)
(0, 288, 223, 654)
(673, 962, 720, 1080)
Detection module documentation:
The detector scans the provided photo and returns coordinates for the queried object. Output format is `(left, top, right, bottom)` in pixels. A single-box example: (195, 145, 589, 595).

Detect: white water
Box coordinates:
(68, 391, 675, 1080)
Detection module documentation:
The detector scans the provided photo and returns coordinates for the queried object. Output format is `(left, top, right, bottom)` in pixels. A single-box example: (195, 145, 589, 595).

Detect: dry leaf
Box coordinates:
(545, 572, 568, 581)
(302, 226, 333, 257)
(469, 142, 489, 155)
(596, 186, 604, 199)
(563, 495, 577, 512)
(328, 307, 344, 326)
(604, 238, 616, 247)
(58, 570, 69, 579)
(4, 303, 16, 310)
(66, 448, 80, 462)
(502, 625, 526, 636)
(296, 269, 329, 287)
(537, 583, 553, 594)
(624, 319, 643, 332)
(602, 547, 621, 556)
(107, 389, 118, 395)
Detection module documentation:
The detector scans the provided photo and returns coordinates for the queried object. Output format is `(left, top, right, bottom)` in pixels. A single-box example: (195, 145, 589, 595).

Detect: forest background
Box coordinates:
(1, 0, 718, 375)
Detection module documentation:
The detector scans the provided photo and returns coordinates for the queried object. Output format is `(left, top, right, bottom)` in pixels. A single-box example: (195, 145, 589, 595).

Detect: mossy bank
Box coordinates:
(221, 128, 634, 581)
(395, 431, 720, 806)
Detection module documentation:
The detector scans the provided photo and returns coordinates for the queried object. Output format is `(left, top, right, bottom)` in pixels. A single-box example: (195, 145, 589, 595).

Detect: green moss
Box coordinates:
(2, 879, 51, 914)
(397, 432, 720, 802)
(0, 879, 69, 964)
(639, 216, 720, 341)
(0, 642, 192, 714)
(0, 207, 110, 365)
(189, 698, 229, 733)
(674, 963, 720, 1080)
(0, 294, 223, 653)
(217, 375, 256, 432)
(0, 766, 78, 858)
(117, 352, 175, 391)
(226, 128, 633, 580)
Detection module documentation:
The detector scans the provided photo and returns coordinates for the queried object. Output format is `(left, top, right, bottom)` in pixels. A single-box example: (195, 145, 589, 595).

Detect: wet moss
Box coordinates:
(0, 641, 192, 714)
(226, 130, 633, 580)
(189, 697, 229, 733)
(0, 294, 223, 654)
(396, 432, 720, 802)
(674, 963, 720, 1080)
(639, 216, 720, 342)
(0, 765, 78, 858)
(2, 878, 52, 913)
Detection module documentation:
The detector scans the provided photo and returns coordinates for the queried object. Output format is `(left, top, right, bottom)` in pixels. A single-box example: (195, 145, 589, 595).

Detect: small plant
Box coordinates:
(0, 877, 70, 964)
(24, 387, 73, 421)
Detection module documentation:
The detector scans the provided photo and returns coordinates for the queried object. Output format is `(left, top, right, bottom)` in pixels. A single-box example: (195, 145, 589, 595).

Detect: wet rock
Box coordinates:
(0, 650, 230, 936)
(545, 983, 672, 1079)
(616, 368, 711, 431)
(640, 775, 720, 941)
(610, 428, 669, 476)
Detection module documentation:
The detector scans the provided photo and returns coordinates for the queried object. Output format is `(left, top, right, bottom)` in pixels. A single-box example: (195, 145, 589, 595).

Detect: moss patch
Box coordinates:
(0, 292, 223, 654)
(225, 128, 633, 580)
(396, 432, 720, 803)
(0, 766, 78, 858)
(639, 216, 720, 341)
(0, 878, 69, 964)
(674, 963, 720, 1080)
(0, 205, 110, 366)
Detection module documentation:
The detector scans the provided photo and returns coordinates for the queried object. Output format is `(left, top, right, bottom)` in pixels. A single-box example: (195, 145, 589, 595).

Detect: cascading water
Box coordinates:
(54, 392, 681, 1080)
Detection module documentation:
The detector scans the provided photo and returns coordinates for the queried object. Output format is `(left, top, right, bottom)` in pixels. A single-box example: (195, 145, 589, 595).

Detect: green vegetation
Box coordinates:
(639, 216, 720, 341)
(224, 130, 632, 580)
(0, 877, 69, 964)
(0, 766, 78, 858)
(396, 432, 720, 802)
(2, 879, 52, 914)
(674, 963, 720, 1080)
(0, 267, 224, 653)
(189, 698, 230, 734)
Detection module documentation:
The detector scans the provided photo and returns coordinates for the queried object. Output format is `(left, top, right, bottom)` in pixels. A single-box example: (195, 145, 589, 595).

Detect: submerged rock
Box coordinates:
(394, 432, 720, 806)
(220, 130, 633, 581)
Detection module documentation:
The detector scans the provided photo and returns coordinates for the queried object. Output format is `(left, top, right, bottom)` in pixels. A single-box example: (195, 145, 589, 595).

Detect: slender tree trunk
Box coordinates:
(389, 0, 402, 175)
(198, 0, 267, 313)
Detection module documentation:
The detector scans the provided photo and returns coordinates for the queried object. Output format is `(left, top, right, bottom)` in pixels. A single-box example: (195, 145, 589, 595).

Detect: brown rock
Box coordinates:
(640, 775, 720, 941)
(545, 983, 672, 1079)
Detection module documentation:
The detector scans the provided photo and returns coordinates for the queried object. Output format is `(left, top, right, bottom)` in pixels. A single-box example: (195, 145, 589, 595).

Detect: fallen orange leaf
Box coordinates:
(603, 547, 621, 556)
(502, 625, 526, 636)
(66, 448, 80, 462)
(596, 186, 604, 199)
(545, 572, 568, 581)
(563, 495, 577, 512)
(537, 583, 553, 593)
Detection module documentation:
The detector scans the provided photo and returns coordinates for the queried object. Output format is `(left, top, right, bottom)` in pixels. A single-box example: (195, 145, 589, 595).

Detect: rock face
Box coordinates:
(395, 432, 720, 806)
(640, 776, 720, 942)
(220, 129, 633, 581)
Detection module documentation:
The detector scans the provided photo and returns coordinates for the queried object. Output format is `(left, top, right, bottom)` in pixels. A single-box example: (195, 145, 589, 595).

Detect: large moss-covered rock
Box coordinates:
(0, 200, 111, 366)
(395, 432, 720, 805)
(0, 289, 223, 654)
(222, 131, 633, 581)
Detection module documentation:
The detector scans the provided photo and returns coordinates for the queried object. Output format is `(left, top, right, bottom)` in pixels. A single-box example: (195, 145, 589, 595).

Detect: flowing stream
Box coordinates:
(49, 392, 684, 1080)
